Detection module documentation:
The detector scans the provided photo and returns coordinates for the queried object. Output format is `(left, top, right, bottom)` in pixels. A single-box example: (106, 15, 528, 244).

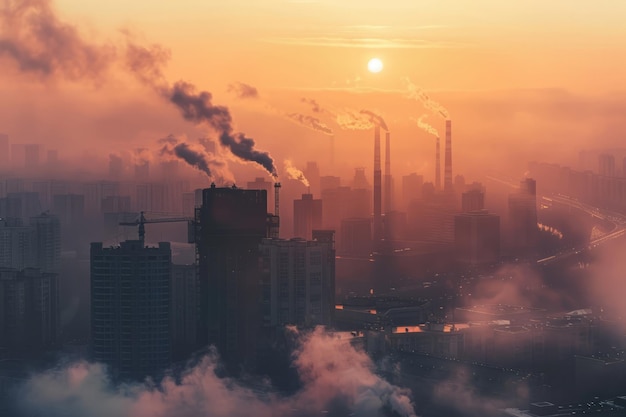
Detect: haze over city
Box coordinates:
(1, 1, 626, 416)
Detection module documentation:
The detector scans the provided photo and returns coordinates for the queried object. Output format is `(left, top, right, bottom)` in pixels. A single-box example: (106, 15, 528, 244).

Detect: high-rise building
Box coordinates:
(24, 144, 40, 170)
(134, 161, 150, 181)
(101, 195, 131, 213)
(461, 189, 485, 213)
(0, 268, 59, 354)
(171, 263, 197, 361)
(10, 144, 25, 170)
(339, 218, 372, 257)
(195, 185, 268, 364)
(246, 177, 273, 213)
(0, 218, 35, 270)
(454, 210, 500, 265)
(402, 173, 423, 209)
(90, 240, 171, 381)
(598, 154, 615, 177)
(2, 192, 41, 221)
(320, 175, 340, 192)
(508, 178, 538, 253)
(304, 162, 321, 196)
(30, 212, 61, 273)
(259, 230, 335, 328)
(53, 194, 85, 226)
(0, 133, 8, 168)
(293, 193, 322, 240)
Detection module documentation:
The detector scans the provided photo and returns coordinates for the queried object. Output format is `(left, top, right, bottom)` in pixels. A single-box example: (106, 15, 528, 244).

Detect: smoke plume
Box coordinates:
(0, 0, 115, 81)
(360, 110, 388, 131)
(227, 81, 259, 99)
(335, 108, 374, 130)
(159, 134, 223, 180)
(16, 328, 417, 417)
(286, 113, 333, 136)
(284, 159, 310, 187)
(157, 82, 277, 178)
(413, 114, 439, 138)
(405, 78, 450, 119)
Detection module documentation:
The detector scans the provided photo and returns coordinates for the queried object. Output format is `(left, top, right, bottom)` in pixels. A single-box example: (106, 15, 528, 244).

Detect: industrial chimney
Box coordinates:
(274, 182, 281, 216)
(373, 126, 382, 243)
(384, 131, 392, 213)
(444, 120, 452, 192)
(435, 137, 441, 191)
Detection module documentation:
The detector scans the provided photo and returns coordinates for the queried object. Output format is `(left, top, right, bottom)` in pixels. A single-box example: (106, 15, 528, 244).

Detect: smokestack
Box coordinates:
(435, 137, 441, 190)
(373, 126, 382, 243)
(444, 120, 452, 192)
(384, 131, 392, 213)
(274, 182, 281, 216)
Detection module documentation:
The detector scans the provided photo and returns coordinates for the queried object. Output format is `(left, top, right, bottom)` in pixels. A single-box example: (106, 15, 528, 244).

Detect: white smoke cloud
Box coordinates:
(17, 328, 417, 417)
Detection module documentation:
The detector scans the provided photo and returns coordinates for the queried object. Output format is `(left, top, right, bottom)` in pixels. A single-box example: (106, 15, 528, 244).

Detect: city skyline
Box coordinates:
(2, 2, 626, 417)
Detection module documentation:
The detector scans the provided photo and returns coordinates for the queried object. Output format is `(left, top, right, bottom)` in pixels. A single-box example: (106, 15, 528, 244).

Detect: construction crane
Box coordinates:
(119, 211, 194, 242)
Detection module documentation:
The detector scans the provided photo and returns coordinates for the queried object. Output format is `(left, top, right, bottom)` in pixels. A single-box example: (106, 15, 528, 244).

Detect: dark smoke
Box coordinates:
(160, 82, 277, 177)
(159, 134, 221, 179)
(219, 132, 277, 178)
(171, 143, 212, 177)
(360, 110, 388, 131)
(124, 39, 170, 86)
(0, 0, 114, 81)
(301, 98, 325, 114)
(286, 113, 334, 136)
(227, 81, 259, 99)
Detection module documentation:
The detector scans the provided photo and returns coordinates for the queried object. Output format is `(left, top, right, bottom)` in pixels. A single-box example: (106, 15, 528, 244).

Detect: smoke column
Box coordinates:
(414, 114, 439, 138)
(227, 81, 258, 99)
(284, 159, 310, 187)
(159, 135, 223, 180)
(360, 110, 388, 131)
(0, 0, 115, 81)
(444, 119, 452, 192)
(286, 113, 333, 136)
(162, 81, 277, 178)
(384, 131, 392, 214)
(405, 79, 450, 120)
(413, 115, 441, 190)
(373, 126, 383, 244)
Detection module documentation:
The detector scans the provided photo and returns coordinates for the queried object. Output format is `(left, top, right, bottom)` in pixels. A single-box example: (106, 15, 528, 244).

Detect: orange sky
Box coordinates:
(1, 0, 626, 183)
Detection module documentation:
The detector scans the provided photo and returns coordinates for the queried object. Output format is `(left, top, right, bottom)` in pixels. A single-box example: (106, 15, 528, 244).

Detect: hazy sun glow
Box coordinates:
(367, 58, 383, 73)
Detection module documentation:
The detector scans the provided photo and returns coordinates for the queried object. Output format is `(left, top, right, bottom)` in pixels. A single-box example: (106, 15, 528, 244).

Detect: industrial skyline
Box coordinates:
(1, 1, 626, 417)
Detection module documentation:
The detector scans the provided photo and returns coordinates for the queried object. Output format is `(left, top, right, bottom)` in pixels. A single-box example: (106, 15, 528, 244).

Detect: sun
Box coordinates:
(367, 58, 383, 73)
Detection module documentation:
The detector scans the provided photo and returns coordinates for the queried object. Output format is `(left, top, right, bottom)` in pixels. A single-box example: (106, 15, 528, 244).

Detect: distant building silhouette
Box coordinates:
(30, 212, 61, 273)
(598, 153, 615, 177)
(454, 210, 500, 265)
(0, 133, 8, 168)
(259, 230, 335, 328)
(402, 173, 423, 210)
(339, 218, 372, 257)
(0, 267, 59, 355)
(293, 193, 322, 240)
(508, 178, 538, 253)
(90, 240, 171, 381)
(461, 189, 485, 213)
(24, 144, 40, 170)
